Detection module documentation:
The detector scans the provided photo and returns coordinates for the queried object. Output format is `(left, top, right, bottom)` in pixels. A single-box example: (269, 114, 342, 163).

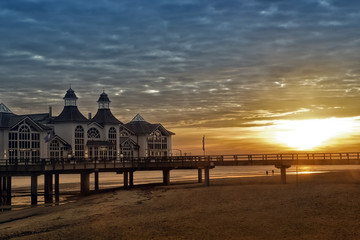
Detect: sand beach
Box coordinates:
(1, 170, 360, 240)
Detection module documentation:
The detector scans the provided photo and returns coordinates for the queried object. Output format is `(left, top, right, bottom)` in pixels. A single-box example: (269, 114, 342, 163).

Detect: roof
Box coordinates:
(0, 103, 15, 128)
(24, 113, 50, 124)
(52, 135, 71, 148)
(97, 92, 110, 103)
(54, 106, 89, 123)
(131, 113, 145, 122)
(63, 88, 78, 99)
(120, 137, 139, 148)
(125, 114, 175, 136)
(0, 103, 12, 113)
(0, 113, 51, 130)
(91, 109, 122, 126)
(0, 112, 15, 128)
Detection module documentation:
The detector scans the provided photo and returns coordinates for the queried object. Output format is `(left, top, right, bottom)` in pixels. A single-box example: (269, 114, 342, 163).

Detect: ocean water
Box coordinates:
(4, 165, 360, 210)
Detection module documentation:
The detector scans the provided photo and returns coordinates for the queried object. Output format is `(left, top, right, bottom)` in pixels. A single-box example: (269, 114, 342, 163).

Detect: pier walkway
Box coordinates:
(1, 152, 360, 207)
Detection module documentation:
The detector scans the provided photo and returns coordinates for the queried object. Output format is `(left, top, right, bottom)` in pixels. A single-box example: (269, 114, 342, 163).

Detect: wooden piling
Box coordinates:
(204, 167, 210, 186)
(44, 173, 52, 203)
(198, 169, 203, 183)
(123, 171, 129, 189)
(275, 164, 291, 184)
(94, 171, 99, 191)
(163, 169, 170, 186)
(31, 175, 38, 205)
(129, 171, 134, 187)
(6, 176, 11, 206)
(0, 177, 3, 205)
(281, 166, 287, 184)
(54, 173, 59, 202)
(80, 172, 90, 195)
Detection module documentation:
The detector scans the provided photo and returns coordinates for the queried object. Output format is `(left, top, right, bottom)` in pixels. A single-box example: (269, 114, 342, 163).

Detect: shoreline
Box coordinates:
(1, 170, 360, 239)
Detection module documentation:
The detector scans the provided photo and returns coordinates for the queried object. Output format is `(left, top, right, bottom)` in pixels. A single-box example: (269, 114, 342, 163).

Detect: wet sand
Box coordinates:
(1, 171, 360, 240)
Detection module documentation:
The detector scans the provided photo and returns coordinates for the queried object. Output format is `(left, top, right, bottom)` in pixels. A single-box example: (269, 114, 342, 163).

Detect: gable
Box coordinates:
(10, 116, 49, 132)
(87, 121, 104, 129)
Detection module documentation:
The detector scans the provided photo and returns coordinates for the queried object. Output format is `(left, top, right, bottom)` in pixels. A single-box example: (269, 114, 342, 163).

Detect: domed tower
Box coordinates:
(54, 88, 88, 123)
(91, 91, 122, 126)
(97, 91, 110, 110)
(64, 87, 78, 107)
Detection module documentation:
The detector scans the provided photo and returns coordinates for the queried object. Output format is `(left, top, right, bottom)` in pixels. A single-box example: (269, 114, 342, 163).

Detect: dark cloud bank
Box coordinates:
(0, 0, 360, 127)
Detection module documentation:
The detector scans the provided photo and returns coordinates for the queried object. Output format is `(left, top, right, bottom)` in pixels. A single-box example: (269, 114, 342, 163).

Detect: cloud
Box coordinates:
(0, 0, 359, 131)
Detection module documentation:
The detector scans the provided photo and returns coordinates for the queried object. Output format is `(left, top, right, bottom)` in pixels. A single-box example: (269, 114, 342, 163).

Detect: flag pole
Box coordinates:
(202, 135, 205, 156)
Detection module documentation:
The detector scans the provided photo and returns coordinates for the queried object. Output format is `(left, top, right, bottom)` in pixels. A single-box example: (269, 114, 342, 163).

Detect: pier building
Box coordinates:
(0, 88, 174, 162)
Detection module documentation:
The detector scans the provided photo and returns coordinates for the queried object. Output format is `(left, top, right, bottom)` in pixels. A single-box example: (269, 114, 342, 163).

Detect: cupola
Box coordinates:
(63, 88, 78, 107)
(97, 91, 110, 109)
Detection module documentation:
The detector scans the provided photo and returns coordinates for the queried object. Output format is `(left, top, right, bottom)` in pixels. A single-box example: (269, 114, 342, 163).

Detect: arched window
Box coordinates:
(87, 127, 100, 139)
(75, 125, 84, 159)
(19, 125, 30, 149)
(8, 123, 40, 162)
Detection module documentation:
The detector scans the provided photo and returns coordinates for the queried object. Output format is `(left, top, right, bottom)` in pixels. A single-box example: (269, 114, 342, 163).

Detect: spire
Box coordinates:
(131, 114, 145, 122)
(97, 91, 111, 109)
(63, 87, 78, 106)
(0, 103, 12, 113)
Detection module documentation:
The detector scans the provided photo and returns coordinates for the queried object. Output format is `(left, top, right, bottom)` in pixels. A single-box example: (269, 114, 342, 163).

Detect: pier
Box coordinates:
(1, 152, 360, 208)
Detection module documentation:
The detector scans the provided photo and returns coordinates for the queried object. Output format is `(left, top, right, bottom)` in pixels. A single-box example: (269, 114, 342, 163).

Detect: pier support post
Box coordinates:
(275, 164, 291, 184)
(280, 166, 287, 184)
(204, 167, 210, 186)
(44, 173, 53, 203)
(54, 173, 59, 202)
(6, 176, 11, 206)
(80, 172, 90, 195)
(0, 177, 3, 205)
(129, 171, 134, 187)
(0, 176, 12, 206)
(0, 176, 7, 205)
(31, 175, 38, 205)
(198, 169, 203, 183)
(94, 171, 99, 191)
(123, 171, 129, 189)
(163, 169, 170, 186)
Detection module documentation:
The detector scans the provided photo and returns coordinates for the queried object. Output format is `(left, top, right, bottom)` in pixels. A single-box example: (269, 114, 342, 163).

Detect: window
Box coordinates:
(121, 141, 133, 159)
(87, 127, 100, 139)
(147, 130, 168, 156)
(109, 127, 116, 143)
(109, 127, 117, 159)
(75, 125, 84, 159)
(9, 132, 17, 148)
(31, 133, 40, 149)
(8, 123, 41, 162)
(50, 140, 60, 160)
(19, 125, 30, 149)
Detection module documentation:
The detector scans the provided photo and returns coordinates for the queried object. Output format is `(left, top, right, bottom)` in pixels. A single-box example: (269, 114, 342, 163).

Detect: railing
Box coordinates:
(1, 152, 360, 169)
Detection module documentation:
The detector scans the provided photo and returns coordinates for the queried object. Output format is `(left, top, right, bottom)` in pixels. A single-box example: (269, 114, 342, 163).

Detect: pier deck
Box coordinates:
(1, 152, 360, 208)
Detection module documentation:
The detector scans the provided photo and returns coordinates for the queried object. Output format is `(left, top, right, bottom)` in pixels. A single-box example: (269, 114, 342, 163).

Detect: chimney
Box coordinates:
(88, 112, 92, 120)
(49, 106, 52, 118)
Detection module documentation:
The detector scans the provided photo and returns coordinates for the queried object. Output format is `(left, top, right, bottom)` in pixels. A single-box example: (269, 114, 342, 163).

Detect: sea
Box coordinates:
(3, 165, 360, 210)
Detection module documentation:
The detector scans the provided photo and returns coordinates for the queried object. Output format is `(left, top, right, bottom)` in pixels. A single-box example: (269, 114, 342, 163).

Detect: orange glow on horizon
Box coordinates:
(171, 117, 360, 155)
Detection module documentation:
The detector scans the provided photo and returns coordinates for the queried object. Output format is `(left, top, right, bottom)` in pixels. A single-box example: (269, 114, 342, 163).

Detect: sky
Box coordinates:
(1, 0, 360, 154)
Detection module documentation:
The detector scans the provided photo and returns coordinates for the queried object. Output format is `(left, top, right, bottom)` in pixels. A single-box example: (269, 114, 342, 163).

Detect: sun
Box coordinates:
(275, 118, 354, 150)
